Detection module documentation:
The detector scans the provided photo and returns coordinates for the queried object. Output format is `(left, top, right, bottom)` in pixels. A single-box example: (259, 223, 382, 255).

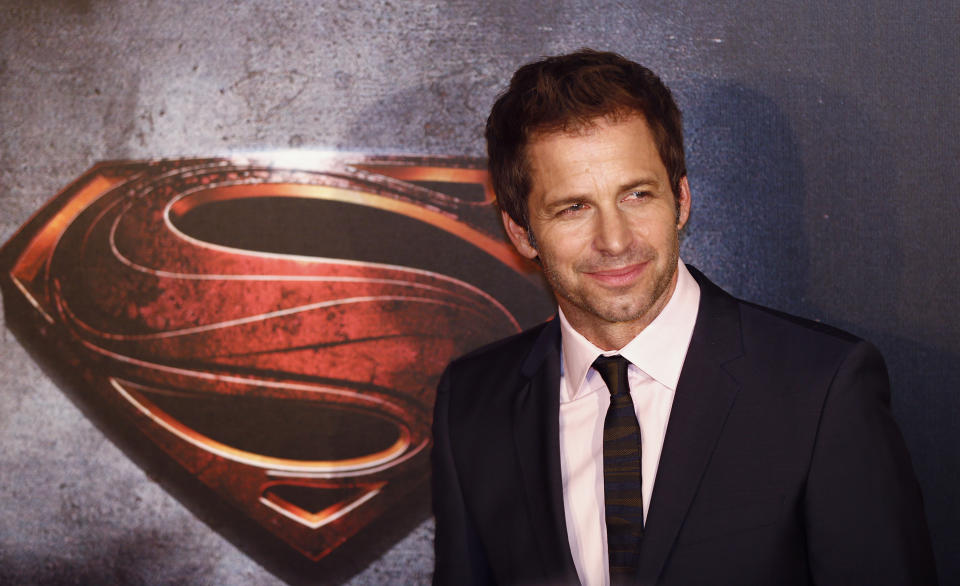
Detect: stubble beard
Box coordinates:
(540, 236, 680, 327)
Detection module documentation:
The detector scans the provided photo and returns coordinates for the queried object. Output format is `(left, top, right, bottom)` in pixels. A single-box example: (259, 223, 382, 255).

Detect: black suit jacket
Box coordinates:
(432, 267, 936, 585)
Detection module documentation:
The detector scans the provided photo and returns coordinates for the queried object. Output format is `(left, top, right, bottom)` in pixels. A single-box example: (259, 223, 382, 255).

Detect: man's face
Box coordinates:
(502, 114, 690, 342)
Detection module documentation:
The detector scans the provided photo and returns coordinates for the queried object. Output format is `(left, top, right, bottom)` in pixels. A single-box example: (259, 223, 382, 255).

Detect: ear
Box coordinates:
(501, 211, 539, 260)
(676, 176, 691, 230)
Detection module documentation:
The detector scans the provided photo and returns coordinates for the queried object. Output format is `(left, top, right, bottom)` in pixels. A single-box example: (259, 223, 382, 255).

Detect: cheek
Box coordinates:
(536, 221, 585, 250)
(545, 230, 595, 264)
(633, 209, 680, 241)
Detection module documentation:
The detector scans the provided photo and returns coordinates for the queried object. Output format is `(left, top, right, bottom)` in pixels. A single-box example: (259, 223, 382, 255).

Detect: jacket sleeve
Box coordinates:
(804, 340, 938, 584)
(432, 364, 495, 585)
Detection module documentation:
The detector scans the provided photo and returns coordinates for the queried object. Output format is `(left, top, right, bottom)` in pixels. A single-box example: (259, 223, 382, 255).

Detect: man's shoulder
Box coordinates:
(437, 319, 556, 414)
(693, 275, 893, 415)
(727, 294, 882, 380)
(693, 265, 864, 352)
(691, 267, 880, 381)
(448, 318, 555, 374)
(737, 298, 862, 346)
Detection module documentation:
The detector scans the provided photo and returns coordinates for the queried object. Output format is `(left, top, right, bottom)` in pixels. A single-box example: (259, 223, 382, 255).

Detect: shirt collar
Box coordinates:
(559, 260, 701, 402)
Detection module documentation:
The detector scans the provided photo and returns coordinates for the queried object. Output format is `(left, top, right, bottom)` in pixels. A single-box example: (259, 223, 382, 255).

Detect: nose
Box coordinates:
(592, 206, 634, 255)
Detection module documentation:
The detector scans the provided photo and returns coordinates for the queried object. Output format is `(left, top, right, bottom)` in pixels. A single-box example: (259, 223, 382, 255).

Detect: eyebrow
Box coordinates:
(617, 177, 661, 193)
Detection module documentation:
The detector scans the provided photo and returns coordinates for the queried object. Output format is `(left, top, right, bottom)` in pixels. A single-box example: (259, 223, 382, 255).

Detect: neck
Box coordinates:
(565, 313, 657, 351)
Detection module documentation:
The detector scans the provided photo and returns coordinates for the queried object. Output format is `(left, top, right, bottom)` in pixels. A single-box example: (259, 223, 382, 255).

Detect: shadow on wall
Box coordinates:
(679, 78, 807, 310)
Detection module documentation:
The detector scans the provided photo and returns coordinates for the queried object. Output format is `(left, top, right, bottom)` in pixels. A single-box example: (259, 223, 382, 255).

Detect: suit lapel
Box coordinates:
(512, 318, 580, 583)
(636, 267, 745, 584)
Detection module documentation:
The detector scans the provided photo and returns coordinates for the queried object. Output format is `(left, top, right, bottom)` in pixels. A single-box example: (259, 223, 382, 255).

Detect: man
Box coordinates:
(431, 49, 936, 585)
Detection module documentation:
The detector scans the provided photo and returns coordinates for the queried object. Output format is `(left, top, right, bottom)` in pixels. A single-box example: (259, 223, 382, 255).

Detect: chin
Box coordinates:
(568, 292, 654, 325)
(584, 276, 674, 325)
(595, 303, 655, 325)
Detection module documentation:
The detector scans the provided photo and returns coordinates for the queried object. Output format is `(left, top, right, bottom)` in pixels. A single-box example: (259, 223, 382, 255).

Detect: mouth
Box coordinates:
(583, 262, 647, 287)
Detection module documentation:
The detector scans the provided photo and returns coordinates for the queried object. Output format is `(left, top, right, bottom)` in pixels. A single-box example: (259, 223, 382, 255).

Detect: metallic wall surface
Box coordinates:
(1, 0, 957, 584)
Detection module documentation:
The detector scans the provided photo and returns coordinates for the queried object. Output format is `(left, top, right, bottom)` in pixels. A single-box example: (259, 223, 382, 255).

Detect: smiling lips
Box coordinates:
(584, 261, 649, 287)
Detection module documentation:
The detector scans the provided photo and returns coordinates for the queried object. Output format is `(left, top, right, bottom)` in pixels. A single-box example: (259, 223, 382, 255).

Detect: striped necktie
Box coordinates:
(593, 354, 644, 583)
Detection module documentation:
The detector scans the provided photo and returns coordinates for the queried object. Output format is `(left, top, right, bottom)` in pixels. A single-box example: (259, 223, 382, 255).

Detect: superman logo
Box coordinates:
(0, 154, 551, 568)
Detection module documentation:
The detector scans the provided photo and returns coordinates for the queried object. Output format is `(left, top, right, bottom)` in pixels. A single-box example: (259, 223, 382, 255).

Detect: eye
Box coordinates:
(557, 202, 587, 216)
(624, 190, 652, 202)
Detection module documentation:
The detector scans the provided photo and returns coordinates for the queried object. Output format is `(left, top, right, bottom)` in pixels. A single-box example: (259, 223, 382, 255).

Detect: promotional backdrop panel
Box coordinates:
(1, 1, 957, 584)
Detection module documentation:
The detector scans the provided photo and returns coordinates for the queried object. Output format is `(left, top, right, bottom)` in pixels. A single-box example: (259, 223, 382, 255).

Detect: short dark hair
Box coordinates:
(486, 48, 686, 232)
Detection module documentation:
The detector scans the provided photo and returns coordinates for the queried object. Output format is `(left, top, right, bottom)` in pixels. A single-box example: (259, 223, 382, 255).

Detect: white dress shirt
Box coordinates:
(558, 261, 700, 586)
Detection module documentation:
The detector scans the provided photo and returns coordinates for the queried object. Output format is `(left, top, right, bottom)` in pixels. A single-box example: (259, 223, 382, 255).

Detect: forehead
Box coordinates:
(524, 114, 667, 197)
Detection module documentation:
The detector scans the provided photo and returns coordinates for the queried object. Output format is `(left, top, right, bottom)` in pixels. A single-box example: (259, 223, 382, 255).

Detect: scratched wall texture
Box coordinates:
(1, 0, 958, 584)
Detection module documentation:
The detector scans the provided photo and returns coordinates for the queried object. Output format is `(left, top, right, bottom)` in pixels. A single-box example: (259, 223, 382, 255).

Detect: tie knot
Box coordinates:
(592, 355, 631, 397)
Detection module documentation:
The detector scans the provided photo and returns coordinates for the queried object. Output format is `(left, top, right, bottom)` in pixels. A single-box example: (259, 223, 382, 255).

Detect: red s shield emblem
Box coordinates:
(0, 154, 551, 566)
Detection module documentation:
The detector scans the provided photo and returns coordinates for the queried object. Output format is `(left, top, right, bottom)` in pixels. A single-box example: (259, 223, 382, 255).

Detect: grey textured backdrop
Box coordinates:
(2, 0, 957, 584)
